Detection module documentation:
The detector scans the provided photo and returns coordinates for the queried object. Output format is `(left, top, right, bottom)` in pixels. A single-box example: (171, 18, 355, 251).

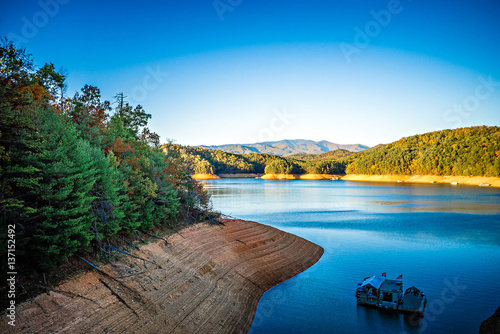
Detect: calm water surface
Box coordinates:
(202, 179, 500, 334)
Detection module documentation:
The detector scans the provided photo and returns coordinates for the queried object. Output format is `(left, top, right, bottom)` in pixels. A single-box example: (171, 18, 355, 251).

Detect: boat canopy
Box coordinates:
(405, 286, 422, 296)
(361, 275, 385, 290)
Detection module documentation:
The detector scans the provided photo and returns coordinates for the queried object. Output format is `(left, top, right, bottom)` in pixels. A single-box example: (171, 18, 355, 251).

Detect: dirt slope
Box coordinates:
(1, 219, 323, 334)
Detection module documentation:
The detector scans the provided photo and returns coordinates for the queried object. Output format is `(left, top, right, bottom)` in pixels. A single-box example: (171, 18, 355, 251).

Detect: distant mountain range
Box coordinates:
(198, 139, 370, 156)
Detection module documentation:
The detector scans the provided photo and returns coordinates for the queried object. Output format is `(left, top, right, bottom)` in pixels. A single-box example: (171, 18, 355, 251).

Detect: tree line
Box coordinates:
(167, 144, 347, 175)
(0, 39, 210, 273)
(288, 149, 354, 161)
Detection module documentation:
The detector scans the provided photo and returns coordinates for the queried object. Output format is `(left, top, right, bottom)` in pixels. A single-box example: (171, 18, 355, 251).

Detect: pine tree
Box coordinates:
(30, 108, 97, 269)
(88, 148, 127, 242)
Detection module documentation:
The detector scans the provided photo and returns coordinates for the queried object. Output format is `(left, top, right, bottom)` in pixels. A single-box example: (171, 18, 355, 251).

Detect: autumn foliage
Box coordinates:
(0, 39, 211, 273)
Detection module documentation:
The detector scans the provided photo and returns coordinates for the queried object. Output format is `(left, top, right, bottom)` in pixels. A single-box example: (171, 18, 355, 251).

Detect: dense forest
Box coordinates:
(0, 40, 212, 275)
(165, 144, 347, 175)
(345, 126, 500, 176)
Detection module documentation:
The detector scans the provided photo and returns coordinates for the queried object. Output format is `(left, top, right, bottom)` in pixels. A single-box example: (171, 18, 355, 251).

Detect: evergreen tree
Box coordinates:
(30, 108, 97, 269)
(88, 148, 127, 241)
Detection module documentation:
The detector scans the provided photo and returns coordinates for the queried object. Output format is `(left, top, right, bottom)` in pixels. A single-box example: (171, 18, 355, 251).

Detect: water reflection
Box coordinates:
(202, 179, 500, 334)
(205, 180, 500, 216)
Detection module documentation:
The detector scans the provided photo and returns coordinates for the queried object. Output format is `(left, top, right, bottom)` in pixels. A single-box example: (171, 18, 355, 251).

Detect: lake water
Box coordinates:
(201, 179, 500, 334)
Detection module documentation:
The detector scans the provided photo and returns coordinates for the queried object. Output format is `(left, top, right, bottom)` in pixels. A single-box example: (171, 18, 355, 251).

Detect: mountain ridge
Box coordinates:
(198, 139, 369, 156)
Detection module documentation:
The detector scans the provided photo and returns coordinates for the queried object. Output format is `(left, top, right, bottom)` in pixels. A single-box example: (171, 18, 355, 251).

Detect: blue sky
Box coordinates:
(2, 0, 499, 147)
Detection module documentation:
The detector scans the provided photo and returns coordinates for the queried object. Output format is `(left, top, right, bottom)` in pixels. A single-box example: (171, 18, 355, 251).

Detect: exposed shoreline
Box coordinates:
(261, 173, 342, 180)
(219, 173, 264, 178)
(0, 219, 323, 333)
(192, 173, 500, 187)
(191, 173, 221, 180)
(341, 174, 500, 187)
(192, 173, 341, 180)
(192, 173, 264, 179)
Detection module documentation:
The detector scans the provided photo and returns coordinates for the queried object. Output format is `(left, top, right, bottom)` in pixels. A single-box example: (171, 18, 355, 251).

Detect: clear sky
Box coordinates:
(2, 0, 499, 147)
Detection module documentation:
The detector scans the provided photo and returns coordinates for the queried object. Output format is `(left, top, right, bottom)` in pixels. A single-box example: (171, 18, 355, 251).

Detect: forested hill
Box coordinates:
(345, 126, 500, 177)
(162, 145, 346, 175)
(163, 145, 279, 174)
(0, 40, 211, 275)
